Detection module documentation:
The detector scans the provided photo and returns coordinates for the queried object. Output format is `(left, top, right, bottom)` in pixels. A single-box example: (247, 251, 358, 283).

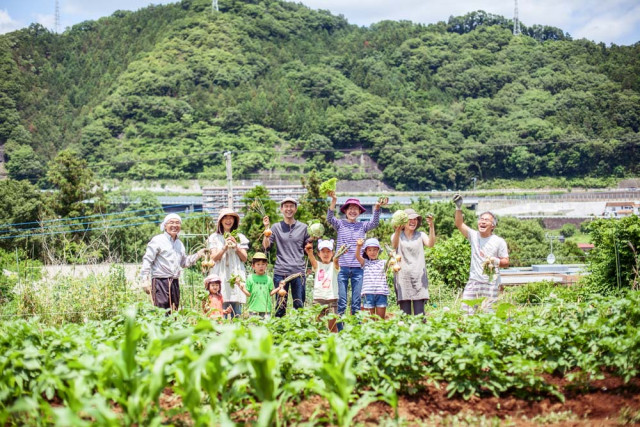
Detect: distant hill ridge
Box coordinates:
(1, 0, 639, 190)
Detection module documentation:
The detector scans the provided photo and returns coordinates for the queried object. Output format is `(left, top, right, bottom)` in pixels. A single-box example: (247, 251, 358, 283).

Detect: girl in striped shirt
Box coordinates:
(327, 191, 387, 323)
(355, 238, 389, 320)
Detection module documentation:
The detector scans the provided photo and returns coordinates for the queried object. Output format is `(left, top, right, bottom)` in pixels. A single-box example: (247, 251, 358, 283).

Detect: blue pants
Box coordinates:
(273, 273, 306, 317)
(337, 266, 363, 316)
(223, 302, 242, 319)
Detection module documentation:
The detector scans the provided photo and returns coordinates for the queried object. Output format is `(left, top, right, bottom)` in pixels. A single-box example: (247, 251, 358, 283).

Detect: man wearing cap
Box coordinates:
(140, 213, 206, 312)
(453, 194, 509, 314)
(327, 191, 387, 320)
(262, 197, 310, 317)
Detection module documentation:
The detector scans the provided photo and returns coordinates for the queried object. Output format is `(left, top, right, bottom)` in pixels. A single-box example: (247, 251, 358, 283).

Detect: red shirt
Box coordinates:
(206, 294, 224, 318)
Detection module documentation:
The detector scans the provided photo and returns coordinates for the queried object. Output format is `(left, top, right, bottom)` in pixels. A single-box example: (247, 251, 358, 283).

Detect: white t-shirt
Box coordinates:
(207, 232, 250, 303)
(467, 230, 509, 284)
(313, 261, 339, 300)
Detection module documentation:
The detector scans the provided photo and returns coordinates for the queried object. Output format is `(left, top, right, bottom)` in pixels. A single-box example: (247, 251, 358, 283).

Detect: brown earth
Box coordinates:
(156, 374, 640, 425)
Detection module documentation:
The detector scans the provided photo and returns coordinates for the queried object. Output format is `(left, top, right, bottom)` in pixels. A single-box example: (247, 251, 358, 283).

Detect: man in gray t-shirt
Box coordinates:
(262, 197, 310, 317)
(453, 194, 509, 314)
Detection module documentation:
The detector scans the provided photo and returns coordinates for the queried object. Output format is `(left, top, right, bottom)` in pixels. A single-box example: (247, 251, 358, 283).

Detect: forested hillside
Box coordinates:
(1, 0, 639, 190)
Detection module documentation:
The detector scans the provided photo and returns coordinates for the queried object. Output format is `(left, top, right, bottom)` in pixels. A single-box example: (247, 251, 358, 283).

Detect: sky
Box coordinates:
(0, 0, 639, 46)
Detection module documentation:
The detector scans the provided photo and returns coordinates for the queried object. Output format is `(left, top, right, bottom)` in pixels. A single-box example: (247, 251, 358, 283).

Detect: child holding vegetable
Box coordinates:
(355, 238, 389, 320)
(203, 274, 233, 319)
(327, 191, 387, 325)
(241, 252, 280, 320)
(207, 208, 249, 318)
(305, 239, 340, 332)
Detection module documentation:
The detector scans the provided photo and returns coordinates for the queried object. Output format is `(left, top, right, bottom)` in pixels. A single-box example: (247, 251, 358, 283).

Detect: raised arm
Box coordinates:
(326, 193, 341, 230)
(305, 242, 318, 271)
(391, 226, 403, 249)
(424, 215, 436, 248)
(354, 239, 365, 267)
(453, 194, 470, 239)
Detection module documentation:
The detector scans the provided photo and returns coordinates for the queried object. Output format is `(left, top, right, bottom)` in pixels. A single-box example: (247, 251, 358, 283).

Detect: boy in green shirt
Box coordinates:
(239, 252, 280, 319)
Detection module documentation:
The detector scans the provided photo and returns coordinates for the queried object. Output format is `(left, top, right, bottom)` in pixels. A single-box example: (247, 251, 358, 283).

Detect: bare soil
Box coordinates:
(157, 374, 640, 425)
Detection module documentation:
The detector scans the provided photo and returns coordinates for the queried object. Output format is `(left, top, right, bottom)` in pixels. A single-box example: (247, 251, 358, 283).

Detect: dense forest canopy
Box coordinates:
(1, 0, 639, 190)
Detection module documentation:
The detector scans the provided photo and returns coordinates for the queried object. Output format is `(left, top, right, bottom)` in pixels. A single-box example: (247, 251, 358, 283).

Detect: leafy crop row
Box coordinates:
(1, 292, 640, 425)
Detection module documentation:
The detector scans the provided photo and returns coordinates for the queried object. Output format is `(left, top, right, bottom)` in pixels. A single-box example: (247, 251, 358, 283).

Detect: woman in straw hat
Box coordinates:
(391, 208, 435, 315)
(207, 208, 250, 318)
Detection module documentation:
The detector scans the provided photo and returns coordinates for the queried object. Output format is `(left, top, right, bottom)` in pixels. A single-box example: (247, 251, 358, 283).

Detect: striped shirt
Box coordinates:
(327, 208, 380, 268)
(361, 259, 389, 295)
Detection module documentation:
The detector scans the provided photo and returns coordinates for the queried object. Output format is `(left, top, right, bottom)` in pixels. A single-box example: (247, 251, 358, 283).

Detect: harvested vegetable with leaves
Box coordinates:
(390, 210, 409, 228)
(250, 197, 268, 217)
(319, 178, 338, 196)
(482, 258, 497, 283)
(229, 273, 243, 288)
(335, 244, 349, 258)
(307, 221, 325, 239)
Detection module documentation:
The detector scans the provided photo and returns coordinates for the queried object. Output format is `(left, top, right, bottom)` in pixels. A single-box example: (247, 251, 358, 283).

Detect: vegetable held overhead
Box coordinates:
(319, 178, 338, 196)
(390, 210, 409, 228)
(307, 221, 325, 239)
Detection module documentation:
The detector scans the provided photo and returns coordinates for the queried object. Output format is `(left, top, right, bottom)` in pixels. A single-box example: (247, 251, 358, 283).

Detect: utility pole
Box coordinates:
(224, 151, 233, 210)
(55, 0, 60, 34)
(513, 0, 521, 36)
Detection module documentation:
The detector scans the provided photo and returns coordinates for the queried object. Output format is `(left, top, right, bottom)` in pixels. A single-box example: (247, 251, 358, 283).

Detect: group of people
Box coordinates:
(140, 193, 509, 325)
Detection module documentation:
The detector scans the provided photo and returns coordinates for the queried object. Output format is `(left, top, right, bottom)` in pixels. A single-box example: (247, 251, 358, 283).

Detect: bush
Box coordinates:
(560, 223, 577, 238)
(586, 216, 640, 293)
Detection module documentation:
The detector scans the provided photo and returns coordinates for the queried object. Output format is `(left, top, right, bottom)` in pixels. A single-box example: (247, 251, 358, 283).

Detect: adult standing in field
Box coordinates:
(140, 213, 206, 312)
(207, 208, 249, 318)
(453, 194, 509, 314)
(391, 208, 436, 315)
(262, 197, 310, 317)
(327, 191, 386, 321)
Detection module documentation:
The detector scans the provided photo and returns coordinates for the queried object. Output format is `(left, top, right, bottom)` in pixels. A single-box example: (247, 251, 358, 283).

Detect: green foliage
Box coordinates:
(238, 186, 278, 253)
(586, 216, 640, 293)
(560, 223, 577, 238)
(2, 286, 640, 424)
(425, 233, 471, 291)
(0, 179, 44, 254)
(1, 1, 638, 190)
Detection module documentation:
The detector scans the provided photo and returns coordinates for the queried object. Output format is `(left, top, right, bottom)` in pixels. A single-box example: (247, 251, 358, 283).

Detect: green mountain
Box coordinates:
(1, 0, 639, 190)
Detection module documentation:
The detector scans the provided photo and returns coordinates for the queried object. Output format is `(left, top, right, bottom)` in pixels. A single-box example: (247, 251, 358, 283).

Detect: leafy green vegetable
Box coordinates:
(390, 210, 409, 228)
(308, 222, 325, 238)
(319, 178, 338, 196)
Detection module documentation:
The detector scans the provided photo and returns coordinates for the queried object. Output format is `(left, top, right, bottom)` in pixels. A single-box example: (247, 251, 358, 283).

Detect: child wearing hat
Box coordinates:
(305, 238, 341, 332)
(241, 252, 280, 320)
(355, 238, 389, 320)
(327, 191, 387, 324)
(203, 274, 233, 319)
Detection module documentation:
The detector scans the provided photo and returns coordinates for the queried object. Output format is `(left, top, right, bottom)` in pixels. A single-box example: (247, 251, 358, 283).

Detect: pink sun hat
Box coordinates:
(340, 198, 366, 214)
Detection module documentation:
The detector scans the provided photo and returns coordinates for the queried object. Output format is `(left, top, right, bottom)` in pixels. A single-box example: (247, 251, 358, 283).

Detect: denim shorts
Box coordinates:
(363, 294, 388, 308)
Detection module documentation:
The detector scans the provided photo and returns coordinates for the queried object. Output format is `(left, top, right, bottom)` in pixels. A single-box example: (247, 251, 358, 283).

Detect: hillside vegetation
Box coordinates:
(1, 0, 639, 190)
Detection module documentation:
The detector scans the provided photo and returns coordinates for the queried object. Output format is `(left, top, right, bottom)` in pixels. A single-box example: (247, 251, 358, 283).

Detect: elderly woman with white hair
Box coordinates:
(140, 213, 206, 312)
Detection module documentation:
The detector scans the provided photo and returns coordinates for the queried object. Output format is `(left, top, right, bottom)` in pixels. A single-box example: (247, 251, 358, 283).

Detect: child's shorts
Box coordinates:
(363, 294, 388, 309)
(313, 299, 338, 315)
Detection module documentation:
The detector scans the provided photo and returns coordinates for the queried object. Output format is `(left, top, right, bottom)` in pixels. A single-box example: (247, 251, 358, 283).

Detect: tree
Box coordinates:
(46, 150, 104, 219)
(586, 216, 640, 293)
(0, 179, 44, 254)
(238, 186, 278, 254)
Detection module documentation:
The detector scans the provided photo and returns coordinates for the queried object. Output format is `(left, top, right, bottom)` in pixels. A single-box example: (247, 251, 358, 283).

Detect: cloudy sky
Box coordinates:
(1, 0, 638, 45)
